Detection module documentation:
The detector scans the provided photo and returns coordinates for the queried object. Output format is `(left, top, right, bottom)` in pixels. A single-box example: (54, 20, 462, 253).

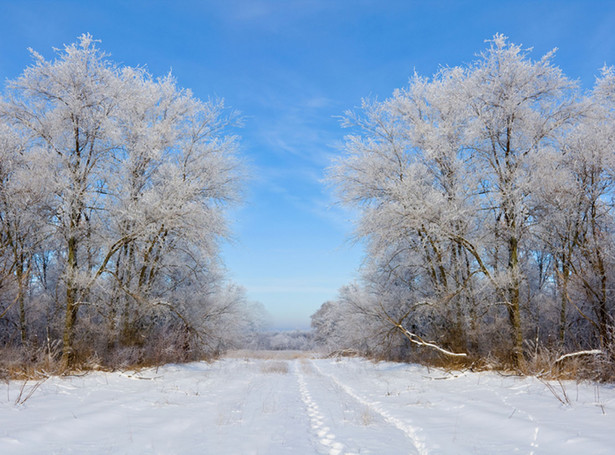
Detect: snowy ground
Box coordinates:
(1, 351, 614, 454)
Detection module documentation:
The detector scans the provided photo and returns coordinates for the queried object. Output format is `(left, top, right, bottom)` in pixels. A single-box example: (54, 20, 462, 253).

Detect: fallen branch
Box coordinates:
(379, 302, 468, 357)
(555, 349, 603, 363)
(118, 372, 161, 381)
(397, 325, 468, 357)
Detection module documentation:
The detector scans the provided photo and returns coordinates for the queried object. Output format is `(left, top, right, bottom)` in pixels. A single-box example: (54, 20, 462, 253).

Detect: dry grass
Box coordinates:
(525, 348, 615, 382)
(299, 358, 315, 375)
(397, 345, 615, 382)
(0, 343, 65, 381)
(225, 350, 313, 360)
(0, 325, 216, 380)
(259, 361, 290, 374)
(360, 406, 375, 426)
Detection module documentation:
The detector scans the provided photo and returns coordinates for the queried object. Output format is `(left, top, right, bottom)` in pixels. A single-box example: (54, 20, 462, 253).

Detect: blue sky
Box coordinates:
(1, 0, 614, 330)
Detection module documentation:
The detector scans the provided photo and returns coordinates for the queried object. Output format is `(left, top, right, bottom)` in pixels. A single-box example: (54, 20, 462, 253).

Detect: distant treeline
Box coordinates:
(248, 331, 314, 351)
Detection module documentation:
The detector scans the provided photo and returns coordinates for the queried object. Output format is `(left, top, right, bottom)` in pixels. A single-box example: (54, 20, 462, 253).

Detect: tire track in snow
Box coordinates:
(310, 360, 428, 455)
(295, 362, 355, 455)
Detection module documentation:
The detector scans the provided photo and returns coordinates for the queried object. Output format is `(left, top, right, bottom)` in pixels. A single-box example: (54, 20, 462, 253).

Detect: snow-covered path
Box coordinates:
(296, 359, 418, 454)
(1, 353, 614, 454)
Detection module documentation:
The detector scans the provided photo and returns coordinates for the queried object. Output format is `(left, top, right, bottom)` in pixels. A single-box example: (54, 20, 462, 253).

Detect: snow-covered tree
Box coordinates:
(0, 123, 51, 344)
(327, 35, 589, 367)
(536, 67, 615, 351)
(0, 35, 245, 367)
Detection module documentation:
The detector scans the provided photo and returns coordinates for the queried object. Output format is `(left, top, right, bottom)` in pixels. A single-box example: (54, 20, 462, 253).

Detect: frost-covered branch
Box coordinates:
(555, 350, 604, 363)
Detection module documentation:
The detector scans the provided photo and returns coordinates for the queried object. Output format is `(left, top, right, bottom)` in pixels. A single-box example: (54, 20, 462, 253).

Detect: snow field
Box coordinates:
(1, 354, 614, 454)
(1, 359, 312, 454)
(313, 358, 615, 454)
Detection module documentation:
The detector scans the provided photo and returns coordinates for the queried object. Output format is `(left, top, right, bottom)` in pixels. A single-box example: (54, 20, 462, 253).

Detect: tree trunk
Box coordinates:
(508, 234, 525, 369)
(559, 259, 569, 347)
(61, 235, 78, 368)
(16, 257, 27, 345)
